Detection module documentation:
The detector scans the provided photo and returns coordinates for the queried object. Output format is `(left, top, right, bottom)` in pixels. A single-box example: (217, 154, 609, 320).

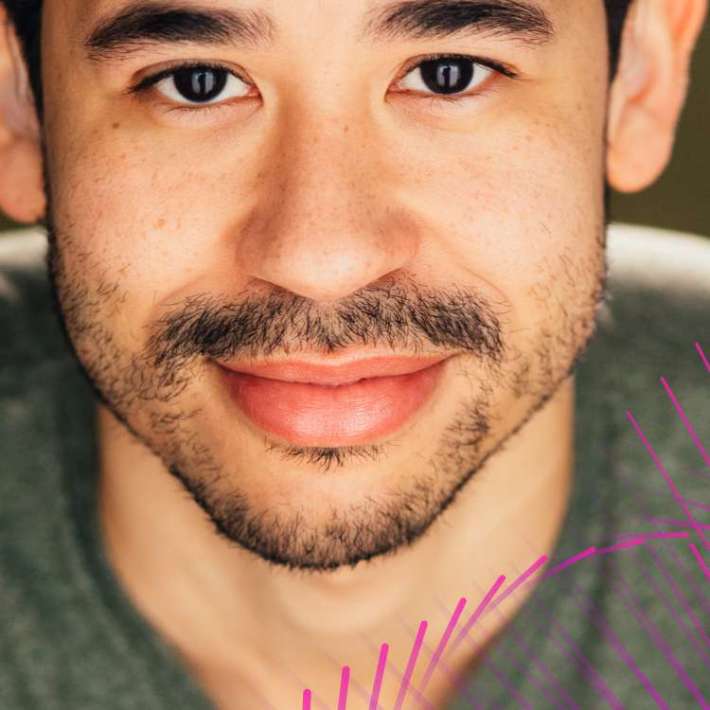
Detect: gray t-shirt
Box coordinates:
(0, 226, 708, 709)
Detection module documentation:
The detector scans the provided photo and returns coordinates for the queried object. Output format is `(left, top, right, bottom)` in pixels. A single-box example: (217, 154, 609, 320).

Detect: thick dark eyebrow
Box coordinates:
(85, 1, 274, 61)
(84, 0, 553, 64)
(364, 0, 554, 45)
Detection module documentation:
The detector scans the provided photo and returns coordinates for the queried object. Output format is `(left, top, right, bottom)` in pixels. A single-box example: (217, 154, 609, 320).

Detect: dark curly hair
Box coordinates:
(2, 0, 634, 118)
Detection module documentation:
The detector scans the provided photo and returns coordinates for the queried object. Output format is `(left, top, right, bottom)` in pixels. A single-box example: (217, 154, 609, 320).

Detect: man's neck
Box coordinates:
(96, 379, 574, 708)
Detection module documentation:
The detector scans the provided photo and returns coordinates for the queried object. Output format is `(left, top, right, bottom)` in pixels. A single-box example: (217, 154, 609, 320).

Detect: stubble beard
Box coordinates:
(44, 196, 608, 572)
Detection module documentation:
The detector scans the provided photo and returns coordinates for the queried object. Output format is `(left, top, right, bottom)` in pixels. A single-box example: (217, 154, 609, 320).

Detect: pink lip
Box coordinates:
(219, 355, 451, 446)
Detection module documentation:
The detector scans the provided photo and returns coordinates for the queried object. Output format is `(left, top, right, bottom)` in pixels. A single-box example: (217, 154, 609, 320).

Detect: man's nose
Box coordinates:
(235, 114, 420, 304)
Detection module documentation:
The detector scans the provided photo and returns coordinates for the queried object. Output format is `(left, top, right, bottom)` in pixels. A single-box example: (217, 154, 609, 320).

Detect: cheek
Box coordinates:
(45, 126, 261, 341)
(398, 94, 607, 330)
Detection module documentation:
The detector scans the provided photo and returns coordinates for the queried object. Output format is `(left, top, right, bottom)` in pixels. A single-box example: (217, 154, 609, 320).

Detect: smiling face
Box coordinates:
(40, 0, 609, 570)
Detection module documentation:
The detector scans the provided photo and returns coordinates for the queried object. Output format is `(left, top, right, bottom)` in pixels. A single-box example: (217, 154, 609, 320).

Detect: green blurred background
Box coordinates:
(1, 20, 709, 236)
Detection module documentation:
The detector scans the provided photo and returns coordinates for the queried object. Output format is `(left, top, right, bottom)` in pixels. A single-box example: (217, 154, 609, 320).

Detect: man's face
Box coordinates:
(41, 0, 608, 569)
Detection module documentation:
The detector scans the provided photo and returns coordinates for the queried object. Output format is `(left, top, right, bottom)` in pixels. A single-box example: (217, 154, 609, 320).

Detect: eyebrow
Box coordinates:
(85, 0, 553, 62)
(85, 2, 274, 60)
(365, 0, 554, 45)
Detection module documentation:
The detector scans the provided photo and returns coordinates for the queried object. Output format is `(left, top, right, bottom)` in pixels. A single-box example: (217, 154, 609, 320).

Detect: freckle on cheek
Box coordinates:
(112, 122, 120, 129)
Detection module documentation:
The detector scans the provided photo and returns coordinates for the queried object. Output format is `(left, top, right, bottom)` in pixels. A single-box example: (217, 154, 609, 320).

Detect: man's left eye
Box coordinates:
(154, 67, 251, 105)
(397, 57, 494, 96)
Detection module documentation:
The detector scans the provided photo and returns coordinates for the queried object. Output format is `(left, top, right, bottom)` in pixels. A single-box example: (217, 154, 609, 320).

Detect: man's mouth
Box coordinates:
(217, 354, 452, 447)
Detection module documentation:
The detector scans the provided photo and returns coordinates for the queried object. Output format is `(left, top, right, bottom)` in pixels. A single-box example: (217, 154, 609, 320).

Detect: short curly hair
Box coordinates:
(2, 0, 634, 117)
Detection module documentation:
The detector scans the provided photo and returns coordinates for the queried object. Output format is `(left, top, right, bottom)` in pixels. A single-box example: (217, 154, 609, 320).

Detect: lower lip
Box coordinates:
(222, 360, 448, 447)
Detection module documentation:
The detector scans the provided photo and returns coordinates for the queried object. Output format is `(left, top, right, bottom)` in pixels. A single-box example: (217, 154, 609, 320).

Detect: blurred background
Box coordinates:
(1, 19, 709, 237)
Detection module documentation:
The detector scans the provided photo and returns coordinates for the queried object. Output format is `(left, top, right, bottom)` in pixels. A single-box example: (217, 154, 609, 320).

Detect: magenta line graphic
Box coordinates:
(338, 666, 350, 710)
(300, 344, 709, 708)
(626, 411, 709, 552)
(419, 597, 467, 693)
(369, 643, 389, 710)
(449, 574, 505, 655)
(660, 376, 710, 469)
(393, 620, 428, 710)
(689, 544, 710, 582)
(484, 556, 548, 616)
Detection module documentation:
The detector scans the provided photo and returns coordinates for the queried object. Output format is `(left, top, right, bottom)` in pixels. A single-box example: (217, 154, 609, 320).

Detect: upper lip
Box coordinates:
(218, 354, 451, 386)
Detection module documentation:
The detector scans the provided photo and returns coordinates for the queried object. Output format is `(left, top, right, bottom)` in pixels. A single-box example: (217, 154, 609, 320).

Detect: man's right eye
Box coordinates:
(137, 65, 253, 107)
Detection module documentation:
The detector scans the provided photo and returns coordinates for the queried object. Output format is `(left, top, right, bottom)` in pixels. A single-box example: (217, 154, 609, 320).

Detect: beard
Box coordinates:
(44, 199, 608, 572)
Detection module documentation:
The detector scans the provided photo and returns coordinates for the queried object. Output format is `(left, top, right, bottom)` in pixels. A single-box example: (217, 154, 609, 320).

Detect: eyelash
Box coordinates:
(129, 54, 518, 111)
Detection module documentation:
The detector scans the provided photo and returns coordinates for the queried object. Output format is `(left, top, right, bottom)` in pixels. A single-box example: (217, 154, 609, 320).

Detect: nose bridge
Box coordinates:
(274, 105, 377, 240)
(237, 106, 419, 303)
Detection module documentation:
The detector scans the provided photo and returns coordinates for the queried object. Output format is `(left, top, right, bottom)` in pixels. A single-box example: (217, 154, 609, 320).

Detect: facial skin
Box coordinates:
(0, 0, 706, 706)
(43, 0, 612, 572)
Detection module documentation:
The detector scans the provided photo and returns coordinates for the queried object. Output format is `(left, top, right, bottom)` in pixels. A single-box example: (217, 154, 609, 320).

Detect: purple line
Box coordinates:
(360, 632, 433, 709)
(641, 539, 710, 650)
(695, 342, 710, 372)
(368, 643, 388, 710)
(486, 555, 548, 615)
(568, 587, 669, 710)
(450, 575, 506, 654)
(394, 620, 428, 710)
(642, 559, 710, 668)
(553, 622, 625, 709)
(689, 543, 710, 582)
(614, 574, 709, 708)
(466, 599, 579, 710)
(626, 410, 709, 550)
(337, 666, 350, 710)
(647, 517, 710, 530)
(545, 546, 597, 577)
(480, 654, 533, 709)
(616, 473, 710, 617)
(302, 689, 312, 710)
(596, 539, 647, 555)
(687, 498, 710, 512)
(419, 597, 467, 693)
(660, 377, 710, 469)
(645, 531, 691, 541)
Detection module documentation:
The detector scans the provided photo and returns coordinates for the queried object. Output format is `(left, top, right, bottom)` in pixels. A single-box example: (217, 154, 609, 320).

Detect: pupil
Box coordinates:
(173, 68, 228, 103)
(420, 59, 474, 95)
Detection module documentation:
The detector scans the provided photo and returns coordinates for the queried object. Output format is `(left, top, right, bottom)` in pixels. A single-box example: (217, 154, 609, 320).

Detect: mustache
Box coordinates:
(147, 278, 505, 368)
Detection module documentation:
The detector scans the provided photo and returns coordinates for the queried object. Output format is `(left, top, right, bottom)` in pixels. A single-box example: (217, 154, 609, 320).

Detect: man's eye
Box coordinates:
(397, 57, 495, 97)
(153, 66, 251, 105)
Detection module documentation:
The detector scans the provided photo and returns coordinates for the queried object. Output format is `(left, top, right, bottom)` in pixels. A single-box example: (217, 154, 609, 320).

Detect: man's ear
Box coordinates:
(0, 9, 45, 223)
(607, 0, 707, 193)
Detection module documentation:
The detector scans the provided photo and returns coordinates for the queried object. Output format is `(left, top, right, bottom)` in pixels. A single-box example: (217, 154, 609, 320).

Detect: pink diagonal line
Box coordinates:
(626, 410, 709, 550)
(545, 546, 597, 577)
(553, 622, 624, 709)
(686, 498, 710, 512)
(614, 575, 709, 708)
(689, 543, 710, 582)
(695, 342, 710, 373)
(594, 538, 646, 555)
(485, 554, 549, 615)
(337, 666, 350, 710)
(302, 689, 312, 710)
(393, 620, 428, 710)
(419, 597, 467, 694)
(450, 575, 506, 655)
(368, 643, 389, 710)
(660, 377, 710, 470)
(647, 517, 710, 530)
(644, 531, 690, 541)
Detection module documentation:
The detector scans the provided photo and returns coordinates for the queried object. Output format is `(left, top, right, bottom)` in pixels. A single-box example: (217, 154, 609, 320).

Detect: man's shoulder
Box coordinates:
(575, 224, 708, 578)
(591, 223, 709, 386)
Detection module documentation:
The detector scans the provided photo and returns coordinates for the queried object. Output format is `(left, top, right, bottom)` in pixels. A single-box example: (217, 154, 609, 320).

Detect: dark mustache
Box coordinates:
(147, 279, 505, 367)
